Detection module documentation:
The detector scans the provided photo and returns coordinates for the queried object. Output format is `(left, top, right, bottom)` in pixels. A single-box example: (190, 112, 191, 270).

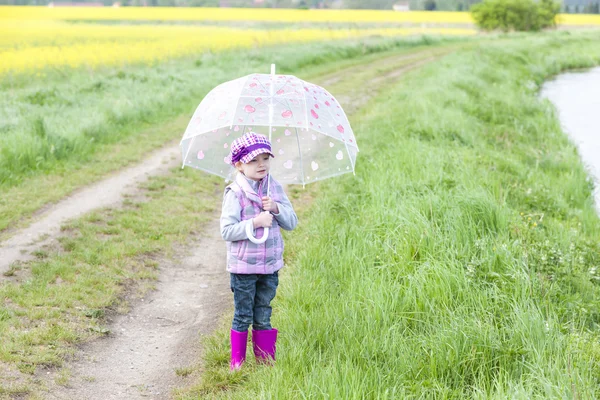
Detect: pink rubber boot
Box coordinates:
(252, 328, 278, 364)
(230, 329, 248, 371)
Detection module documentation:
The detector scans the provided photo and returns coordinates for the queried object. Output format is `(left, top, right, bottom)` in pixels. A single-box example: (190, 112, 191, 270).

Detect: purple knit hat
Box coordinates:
(225, 132, 274, 165)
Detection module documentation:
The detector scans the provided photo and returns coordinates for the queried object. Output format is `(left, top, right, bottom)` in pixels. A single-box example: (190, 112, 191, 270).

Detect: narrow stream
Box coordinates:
(541, 67, 600, 211)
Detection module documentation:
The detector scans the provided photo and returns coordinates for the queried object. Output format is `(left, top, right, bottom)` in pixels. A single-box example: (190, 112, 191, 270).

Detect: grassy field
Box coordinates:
(0, 35, 467, 397)
(0, 5, 478, 235)
(178, 31, 600, 399)
(0, 34, 467, 235)
(2, 5, 600, 398)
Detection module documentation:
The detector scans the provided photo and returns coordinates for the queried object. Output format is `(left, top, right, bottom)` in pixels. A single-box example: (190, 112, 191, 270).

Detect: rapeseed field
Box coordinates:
(3, 6, 598, 76)
(1, 19, 473, 75)
(0, 6, 478, 76)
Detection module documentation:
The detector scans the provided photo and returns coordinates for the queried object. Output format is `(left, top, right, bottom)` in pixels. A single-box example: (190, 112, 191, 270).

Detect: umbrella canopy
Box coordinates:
(180, 65, 359, 186)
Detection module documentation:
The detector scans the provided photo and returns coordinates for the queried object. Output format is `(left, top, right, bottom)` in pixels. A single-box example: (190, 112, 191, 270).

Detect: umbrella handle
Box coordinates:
(246, 223, 269, 244)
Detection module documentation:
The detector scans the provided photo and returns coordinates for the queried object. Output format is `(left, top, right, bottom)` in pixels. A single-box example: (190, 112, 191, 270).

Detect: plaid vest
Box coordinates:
(225, 174, 286, 274)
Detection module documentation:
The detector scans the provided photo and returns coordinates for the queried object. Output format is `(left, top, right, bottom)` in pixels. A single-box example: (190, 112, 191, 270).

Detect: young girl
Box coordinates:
(220, 131, 298, 370)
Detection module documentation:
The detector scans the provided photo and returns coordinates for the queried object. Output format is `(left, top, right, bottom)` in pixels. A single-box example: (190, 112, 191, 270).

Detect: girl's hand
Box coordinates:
(253, 211, 273, 229)
(262, 196, 279, 213)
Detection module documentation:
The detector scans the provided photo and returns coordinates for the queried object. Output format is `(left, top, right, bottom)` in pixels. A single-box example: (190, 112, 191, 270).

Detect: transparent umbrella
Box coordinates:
(180, 64, 359, 242)
(181, 64, 358, 185)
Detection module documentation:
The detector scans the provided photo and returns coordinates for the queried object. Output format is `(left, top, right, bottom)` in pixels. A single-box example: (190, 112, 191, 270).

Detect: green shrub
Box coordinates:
(471, 0, 560, 32)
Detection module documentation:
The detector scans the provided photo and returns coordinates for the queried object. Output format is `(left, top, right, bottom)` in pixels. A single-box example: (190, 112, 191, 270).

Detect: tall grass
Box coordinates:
(0, 169, 222, 381)
(0, 35, 464, 190)
(185, 31, 600, 399)
(0, 38, 459, 396)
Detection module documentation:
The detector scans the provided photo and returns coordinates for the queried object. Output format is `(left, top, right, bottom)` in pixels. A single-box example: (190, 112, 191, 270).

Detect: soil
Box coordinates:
(0, 145, 181, 275)
(45, 221, 229, 399)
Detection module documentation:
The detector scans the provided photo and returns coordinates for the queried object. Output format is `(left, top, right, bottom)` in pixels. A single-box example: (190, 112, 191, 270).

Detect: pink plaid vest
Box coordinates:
(225, 174, 286, 274)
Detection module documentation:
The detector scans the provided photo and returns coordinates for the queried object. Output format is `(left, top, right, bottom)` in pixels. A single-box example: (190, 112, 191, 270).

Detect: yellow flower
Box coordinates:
(0, 7, 479, 76)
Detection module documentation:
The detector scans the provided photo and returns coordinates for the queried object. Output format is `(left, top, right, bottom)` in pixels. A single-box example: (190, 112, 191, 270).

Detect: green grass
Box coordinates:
(3, 28, 600, 398)
(178, 30, 600, 399)
(0, 36, 461, 396)
(0, 34, 463, 188)
(0, 169, 221, 391)
(0, 34, 469, 233)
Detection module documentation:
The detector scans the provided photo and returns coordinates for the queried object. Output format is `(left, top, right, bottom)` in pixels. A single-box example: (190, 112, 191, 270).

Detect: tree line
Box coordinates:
(0, 0, 491, 9)
(1, 0, 598, 14)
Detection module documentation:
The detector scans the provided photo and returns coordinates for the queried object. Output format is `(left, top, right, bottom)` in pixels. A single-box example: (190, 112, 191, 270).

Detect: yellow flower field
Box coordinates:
(556, 13, 600, 26)
(0, 6, 478, 76)
(2, 5, 598, 77)
(1, 6, 474, 24)
(1, 20, 475, 75)
(2, 6, 599, 25)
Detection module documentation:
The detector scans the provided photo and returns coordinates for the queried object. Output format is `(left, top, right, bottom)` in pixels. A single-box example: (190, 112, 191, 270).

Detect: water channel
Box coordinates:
(541, 67, 600, 212)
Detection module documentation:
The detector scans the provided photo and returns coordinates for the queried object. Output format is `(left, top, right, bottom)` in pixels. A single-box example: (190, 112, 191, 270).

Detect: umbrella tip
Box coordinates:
(271, 64, 275, 76)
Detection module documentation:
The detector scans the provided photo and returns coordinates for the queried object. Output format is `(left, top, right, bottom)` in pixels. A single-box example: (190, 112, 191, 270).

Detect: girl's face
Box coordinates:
(236, 153, 271, 181)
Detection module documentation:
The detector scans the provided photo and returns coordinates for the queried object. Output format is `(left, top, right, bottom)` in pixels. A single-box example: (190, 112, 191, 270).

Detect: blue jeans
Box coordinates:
(230, 272, 279, 332)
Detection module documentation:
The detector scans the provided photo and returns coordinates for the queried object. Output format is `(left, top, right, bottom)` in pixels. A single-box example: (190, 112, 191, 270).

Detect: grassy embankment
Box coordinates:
(179, 31, 600, 399)
(0, 36, 462, 397)
(0, 35, 465, 235)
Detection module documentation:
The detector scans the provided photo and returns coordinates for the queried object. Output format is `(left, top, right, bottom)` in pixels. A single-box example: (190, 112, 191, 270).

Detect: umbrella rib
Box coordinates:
(277, 96, 302, 130)
(280, 96, 293, 117)
(301, 87, 309, 130)
(342, 136, 356, 176)
(330, 91, 357, 146)
(272, 97, 294, 111)
(181, 135, 196, 169)
(243, 95, 294, 110)
(294, 127, 306, 187)
(247, 96, 270, 107)
(323, 97, 357, 173)
(319, 91, 343, 127)
(273, 79, 293, 97)
(324, 91, 358, 173)
(254, 76, 271, 98)
(315, 91, 360, 152)
(306, 133, 358, 151)
(230, 75, 252, 128)
(238, 76, 308, 127)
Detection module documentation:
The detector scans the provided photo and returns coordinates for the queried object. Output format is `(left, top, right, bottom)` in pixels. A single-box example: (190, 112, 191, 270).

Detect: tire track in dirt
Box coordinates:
(0, 145, 180, 275)
(46, 220, 229, 400)
(0, 46, 457, 399)
(318, 49, 439, 88)
(337, 56, 439, 117)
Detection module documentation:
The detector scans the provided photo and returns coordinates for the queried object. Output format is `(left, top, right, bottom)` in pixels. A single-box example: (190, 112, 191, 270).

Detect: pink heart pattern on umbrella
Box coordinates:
(180, 70, 358, 186)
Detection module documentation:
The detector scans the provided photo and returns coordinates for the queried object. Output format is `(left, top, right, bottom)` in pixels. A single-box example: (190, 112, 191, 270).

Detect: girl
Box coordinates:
(220, 131, 298, 370)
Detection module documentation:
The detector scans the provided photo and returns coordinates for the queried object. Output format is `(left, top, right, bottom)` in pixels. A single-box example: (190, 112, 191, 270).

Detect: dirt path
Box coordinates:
(0, 145, 180, 275)
(46, 220, 229, 400)
(0, 46, 456, 399)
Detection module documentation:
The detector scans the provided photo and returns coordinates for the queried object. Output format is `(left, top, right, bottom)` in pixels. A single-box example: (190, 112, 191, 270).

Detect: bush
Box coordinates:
(471, 0, 560, 32)
(424, 0, 437, 11)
